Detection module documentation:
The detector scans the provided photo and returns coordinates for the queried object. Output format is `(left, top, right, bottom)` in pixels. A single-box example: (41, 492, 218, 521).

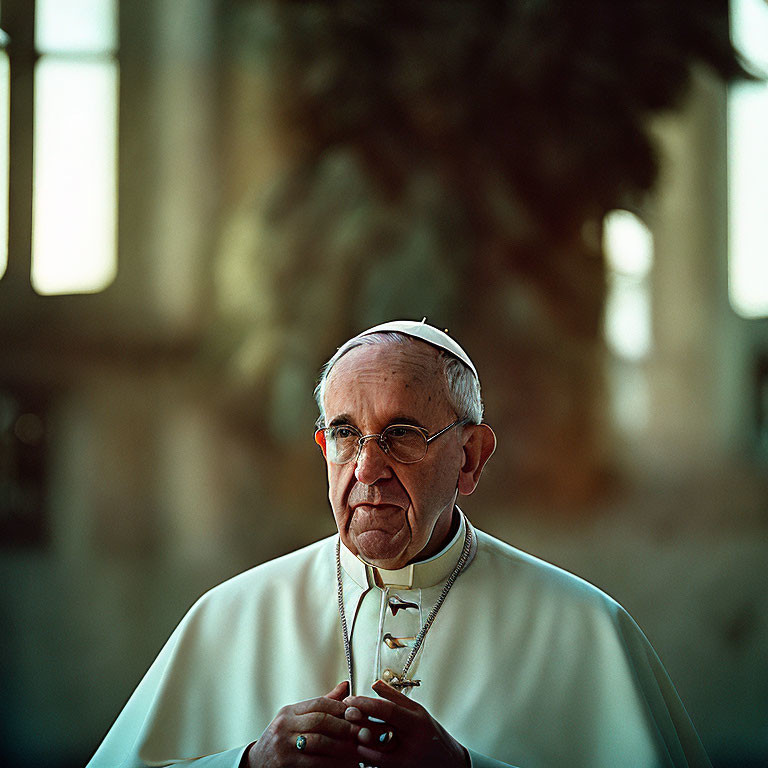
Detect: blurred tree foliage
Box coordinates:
(210, 0, 746, 509)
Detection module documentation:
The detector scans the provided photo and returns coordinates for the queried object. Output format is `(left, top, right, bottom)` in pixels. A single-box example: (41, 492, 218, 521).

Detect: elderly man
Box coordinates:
(88, 320, 711, 768)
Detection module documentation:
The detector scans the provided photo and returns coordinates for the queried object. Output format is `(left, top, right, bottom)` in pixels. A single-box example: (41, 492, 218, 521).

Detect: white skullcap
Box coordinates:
(353, 319, 478, 379)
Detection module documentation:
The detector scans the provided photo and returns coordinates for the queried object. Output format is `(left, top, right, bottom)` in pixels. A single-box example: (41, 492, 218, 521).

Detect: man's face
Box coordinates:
(320, 341, 465, 570)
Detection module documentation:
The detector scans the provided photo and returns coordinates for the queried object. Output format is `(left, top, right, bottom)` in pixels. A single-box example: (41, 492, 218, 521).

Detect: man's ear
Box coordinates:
(314, 429, 327, 458)
(457, 423, 496, 496)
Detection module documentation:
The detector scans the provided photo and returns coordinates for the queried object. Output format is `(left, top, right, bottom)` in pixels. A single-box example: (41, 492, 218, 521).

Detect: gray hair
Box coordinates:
(314, 332, 484, 428)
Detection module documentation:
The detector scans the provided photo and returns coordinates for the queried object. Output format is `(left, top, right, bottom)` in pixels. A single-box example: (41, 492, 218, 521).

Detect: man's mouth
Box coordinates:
(348, 502, 405, 534)
(351, 501, 401, 510)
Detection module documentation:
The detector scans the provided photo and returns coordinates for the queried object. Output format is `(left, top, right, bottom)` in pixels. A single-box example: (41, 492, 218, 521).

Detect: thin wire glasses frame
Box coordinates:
(316, 418, 470, 465)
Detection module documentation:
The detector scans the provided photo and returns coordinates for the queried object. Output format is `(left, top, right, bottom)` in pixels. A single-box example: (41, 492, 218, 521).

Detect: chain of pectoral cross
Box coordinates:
(335, 524, 473, 693)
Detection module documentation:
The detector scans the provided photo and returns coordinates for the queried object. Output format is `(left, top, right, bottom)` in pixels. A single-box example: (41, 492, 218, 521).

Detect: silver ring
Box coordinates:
(296, 734, 307, 751)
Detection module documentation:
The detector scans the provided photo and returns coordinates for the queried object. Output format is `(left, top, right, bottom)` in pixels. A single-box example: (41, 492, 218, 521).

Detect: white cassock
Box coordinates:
(87, 511, 711, 768)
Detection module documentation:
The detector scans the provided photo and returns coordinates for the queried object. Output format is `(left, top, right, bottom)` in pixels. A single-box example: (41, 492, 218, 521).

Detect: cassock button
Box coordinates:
(382, 668, 395, 683)
(383, 633, 408, 649)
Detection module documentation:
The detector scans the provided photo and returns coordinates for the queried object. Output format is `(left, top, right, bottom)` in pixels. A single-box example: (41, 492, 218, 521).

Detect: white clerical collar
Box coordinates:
(339, 509, 474, 590)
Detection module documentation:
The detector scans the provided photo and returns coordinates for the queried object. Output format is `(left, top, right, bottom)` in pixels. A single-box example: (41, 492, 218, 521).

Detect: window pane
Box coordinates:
(32, 57, 118, 295)
(0, 51, 8, 280)
(728, 82, 768, 318)
(604, 274, 653, 361)
(728, 0, 768, 318)
(731, 0, 768, 72)
(35, 0, 118, 54)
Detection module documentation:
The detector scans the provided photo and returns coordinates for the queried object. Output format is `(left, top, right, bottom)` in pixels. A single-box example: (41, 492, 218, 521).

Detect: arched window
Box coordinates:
(603, 209, 654, 361)
(603, 209, 654, 435)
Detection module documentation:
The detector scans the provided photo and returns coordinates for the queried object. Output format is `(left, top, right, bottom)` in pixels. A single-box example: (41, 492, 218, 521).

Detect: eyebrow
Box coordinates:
(387, 415, 425, 428)
(328, 414, 354, 427)
(327, 414, 425, 429)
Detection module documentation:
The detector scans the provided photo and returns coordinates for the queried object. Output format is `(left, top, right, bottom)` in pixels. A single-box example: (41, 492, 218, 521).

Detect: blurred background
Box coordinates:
(0, 1, 766, 766)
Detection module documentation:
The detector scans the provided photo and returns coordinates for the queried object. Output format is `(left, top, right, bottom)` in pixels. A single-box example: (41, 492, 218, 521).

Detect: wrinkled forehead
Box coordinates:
(324, 339, 451, 409)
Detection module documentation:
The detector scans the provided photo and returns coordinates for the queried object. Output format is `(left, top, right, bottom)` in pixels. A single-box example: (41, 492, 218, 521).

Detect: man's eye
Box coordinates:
(332, 426, 356, 440)
(386, 426, 411, 439)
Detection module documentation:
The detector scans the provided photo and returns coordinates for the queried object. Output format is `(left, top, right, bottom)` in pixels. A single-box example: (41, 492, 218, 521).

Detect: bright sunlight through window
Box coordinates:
(728, 0, 768, 319)
(0, 43, 9, 281)
(31, 0, 118, 296)
(603, 210, 654, 361)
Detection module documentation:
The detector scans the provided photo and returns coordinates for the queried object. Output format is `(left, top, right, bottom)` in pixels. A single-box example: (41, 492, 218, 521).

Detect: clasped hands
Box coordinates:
(246, 679, 469, 767)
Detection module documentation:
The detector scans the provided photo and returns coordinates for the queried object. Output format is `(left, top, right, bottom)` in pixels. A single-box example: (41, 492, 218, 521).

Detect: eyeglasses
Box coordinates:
(316, 419, 468, 465)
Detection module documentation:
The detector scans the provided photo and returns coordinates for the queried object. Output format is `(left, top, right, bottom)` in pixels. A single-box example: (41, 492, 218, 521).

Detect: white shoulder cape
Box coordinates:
(88, 528, 711, 768)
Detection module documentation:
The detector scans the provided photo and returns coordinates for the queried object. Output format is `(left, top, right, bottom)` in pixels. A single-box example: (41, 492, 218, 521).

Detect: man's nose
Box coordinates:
(353, 437, 393, 485)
